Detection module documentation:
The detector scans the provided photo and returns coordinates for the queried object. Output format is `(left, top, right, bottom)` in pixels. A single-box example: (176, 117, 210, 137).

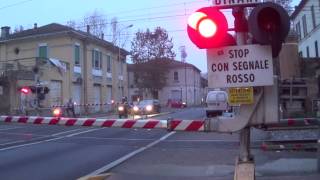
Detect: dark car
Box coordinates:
(131, 99, 161, 115)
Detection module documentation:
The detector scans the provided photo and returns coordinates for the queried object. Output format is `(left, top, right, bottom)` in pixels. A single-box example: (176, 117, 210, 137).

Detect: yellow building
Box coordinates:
(0, 23, 128, 114)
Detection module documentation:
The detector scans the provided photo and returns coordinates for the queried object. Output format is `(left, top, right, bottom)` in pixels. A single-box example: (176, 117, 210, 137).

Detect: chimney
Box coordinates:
(101, 33, 104, 40)
(87, 25, 90, 34)
(1, 26, 10, 39)
(34, 23, 37, 29)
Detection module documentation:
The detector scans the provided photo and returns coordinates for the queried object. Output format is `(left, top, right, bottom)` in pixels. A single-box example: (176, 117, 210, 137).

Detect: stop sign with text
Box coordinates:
(207, 45, 273, 88)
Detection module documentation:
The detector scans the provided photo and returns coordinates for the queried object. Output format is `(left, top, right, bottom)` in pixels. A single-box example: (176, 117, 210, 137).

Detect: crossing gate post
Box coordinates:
(233, 7, 255, 180)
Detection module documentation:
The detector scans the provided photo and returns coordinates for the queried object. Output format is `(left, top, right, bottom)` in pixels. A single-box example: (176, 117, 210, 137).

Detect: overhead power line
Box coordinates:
(0, 0, 34, 11)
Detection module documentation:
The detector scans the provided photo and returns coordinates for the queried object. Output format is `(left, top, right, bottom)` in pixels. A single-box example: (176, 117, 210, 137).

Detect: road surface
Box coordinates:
(0, 107, 318, 180)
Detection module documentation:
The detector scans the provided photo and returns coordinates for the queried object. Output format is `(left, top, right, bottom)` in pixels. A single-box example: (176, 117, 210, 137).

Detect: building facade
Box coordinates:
(291, 0, 320, 58)
(128, 60, 207, 106)
(0, 23, 128, 114)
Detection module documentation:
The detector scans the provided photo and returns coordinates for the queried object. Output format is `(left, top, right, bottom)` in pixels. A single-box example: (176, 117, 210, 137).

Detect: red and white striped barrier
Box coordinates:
(0, 116, 206, 132)
(262, 118, 320, 130)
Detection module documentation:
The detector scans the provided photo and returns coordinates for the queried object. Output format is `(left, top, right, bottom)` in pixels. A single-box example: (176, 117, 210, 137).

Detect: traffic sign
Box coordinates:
(228, 87, 253, 105)
(207, 44, 273, 88)
(212, 0, 262, 7)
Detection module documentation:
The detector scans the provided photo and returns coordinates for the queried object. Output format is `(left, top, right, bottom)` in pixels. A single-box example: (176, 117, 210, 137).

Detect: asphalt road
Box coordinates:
(0, 107, 319, 180)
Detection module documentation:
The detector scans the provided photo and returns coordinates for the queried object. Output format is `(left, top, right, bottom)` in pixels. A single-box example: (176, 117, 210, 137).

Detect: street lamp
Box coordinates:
(118, 24, 133, 101)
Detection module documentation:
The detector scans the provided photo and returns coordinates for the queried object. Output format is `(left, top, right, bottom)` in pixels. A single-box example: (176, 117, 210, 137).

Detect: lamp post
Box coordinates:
(117, 24, 133, 101)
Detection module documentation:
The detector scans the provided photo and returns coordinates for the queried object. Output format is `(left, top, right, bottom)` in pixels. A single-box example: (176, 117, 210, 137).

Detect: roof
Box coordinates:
(128, 59, 201, 72)
(0, 23, 129, 55)
(290, 0, 307, 19)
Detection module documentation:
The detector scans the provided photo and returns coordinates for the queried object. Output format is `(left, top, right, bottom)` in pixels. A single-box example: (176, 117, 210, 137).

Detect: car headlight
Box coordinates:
(118, 106, 124, 111)
(146, 105, 153, 111)
(182, 102, 186, 105)
(133, 106, 139, 112)
(52, 108, 62, 117)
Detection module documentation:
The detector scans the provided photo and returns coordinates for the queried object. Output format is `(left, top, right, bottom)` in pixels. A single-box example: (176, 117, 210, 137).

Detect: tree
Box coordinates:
(133, 60, 170, 99)
(131, 27, 176, 98)
(131, 27, 176, 63)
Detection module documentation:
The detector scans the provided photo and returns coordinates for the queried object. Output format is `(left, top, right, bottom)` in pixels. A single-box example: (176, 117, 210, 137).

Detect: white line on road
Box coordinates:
(0, 140, 25, 146)
(0, 128, 103, 152)
(85, 131, 176, 177)
(51, 128, 85, 136)
(66, 128, 105, 137)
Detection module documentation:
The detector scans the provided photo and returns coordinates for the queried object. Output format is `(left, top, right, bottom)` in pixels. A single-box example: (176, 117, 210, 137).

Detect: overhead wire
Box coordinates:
(0, 0, 35, 10)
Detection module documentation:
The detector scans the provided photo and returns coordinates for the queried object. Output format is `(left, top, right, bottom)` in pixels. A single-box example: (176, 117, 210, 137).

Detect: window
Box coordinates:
(295, 22, 301, 40)
(311, 6, 316, 29)
(92, 49, 102, 69)
(107, 55, 112, 72)
(74, 44, 80, 66)
(174, 71, 179, 81)
(302, 15, 307, 38)
(315, 41, 319, 58)
(306, 46, 310, 58)
(38, 45, 47, 59)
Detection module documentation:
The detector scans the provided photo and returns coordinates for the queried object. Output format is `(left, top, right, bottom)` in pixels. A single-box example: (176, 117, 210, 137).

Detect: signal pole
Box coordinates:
(233, 7, 255, 180)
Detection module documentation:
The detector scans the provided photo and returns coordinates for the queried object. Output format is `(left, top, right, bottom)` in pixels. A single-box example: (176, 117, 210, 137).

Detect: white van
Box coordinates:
(205, 90, 228, 117)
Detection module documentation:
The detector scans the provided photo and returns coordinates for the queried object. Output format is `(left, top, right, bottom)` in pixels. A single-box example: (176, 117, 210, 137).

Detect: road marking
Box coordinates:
(0, 128, 103, 151)
(51, 128, 85, 136)
(85, 131, 176, 177)
(66, 128, 104, 137)
(0, 140, 25, 146)
(0, 127, 23, 131)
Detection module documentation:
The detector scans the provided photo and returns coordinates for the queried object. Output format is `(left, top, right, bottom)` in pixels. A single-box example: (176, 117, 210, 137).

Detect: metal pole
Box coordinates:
(239, 127, 251, 162)
(233, 7, 255, 180)
(233, 7, 252, 163)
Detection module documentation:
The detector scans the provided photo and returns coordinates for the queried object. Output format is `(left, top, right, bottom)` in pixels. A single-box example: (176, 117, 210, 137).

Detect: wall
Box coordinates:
(128, 64, 205, 106)
(0, 33, 128, 113)
(293, 0, 320, 57)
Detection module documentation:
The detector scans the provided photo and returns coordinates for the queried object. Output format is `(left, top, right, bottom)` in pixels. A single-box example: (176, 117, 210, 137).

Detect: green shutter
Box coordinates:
(99, 52, 102, 69)
(107, 56, 111, 72)
(92, 50, 95, 68)
(74, 45, 80, 65)
(39, 46, 47, 59)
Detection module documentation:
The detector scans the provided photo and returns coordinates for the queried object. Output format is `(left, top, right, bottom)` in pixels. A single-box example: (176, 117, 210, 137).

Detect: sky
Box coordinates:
(0, 0, 301, 73)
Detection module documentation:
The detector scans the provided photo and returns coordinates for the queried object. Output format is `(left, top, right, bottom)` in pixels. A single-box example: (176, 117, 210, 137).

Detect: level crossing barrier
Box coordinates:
(1, 116, 319, 132)
(0, 116, 206, 132)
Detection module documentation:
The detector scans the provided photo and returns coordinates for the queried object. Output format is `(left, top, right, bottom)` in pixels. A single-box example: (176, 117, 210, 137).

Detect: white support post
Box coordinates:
(233, 7, 255, 180)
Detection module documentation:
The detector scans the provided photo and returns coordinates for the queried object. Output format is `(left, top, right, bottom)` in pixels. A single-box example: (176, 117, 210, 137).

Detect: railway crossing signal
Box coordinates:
(187, 2, 290, 57)
(187, 7, 235, 49)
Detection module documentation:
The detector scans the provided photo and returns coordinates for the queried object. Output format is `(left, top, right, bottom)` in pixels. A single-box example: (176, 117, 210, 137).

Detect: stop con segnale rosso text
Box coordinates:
(211, 49, 270, 84)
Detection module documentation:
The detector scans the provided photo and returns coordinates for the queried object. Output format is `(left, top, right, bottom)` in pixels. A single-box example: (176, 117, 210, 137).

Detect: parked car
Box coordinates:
(131, 99, 161, 115)
(170, 100, 187, 108)
(205, 90, 229, 117)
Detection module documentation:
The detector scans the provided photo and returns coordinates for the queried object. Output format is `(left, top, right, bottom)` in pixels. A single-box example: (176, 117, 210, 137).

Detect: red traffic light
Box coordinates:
(187, 7, 231, 49)
(20, 87, 30, 94)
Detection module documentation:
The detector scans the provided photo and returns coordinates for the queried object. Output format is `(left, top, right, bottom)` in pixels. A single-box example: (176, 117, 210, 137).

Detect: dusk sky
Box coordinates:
(0, 0, 300, 72)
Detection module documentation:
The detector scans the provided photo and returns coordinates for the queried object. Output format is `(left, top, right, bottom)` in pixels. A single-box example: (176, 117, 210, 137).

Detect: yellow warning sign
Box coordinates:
(228, 87, 254, 105)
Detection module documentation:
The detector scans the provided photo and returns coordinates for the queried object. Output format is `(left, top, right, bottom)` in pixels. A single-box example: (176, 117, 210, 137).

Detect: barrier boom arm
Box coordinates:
(0, 116, 206, 132)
